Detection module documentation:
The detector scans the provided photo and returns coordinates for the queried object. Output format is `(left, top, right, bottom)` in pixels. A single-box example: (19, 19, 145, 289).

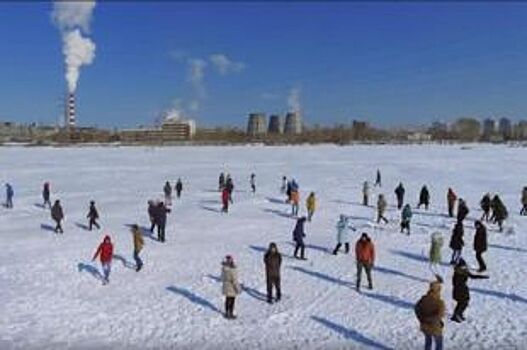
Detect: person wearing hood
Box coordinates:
(163, 181, 172, 206)
(451, 258, 489, 323)
(480, 193, 491, 222)
(456, 198, 469, 224)
(401, 204, 413, 235)
(264, 242, 282, 303)
(156, 201, 170, 242)
(447, 188, 457, 218)
(473, 221, 487, 272)
(362, 181, 370, 206)
(395, 182, 405, 210)
(42, 182, 51, 209)
(306, 192, 316, 222)
(87, 201, 100, 231)
(131, 224, 144, 272)
(375, 169, 382, 187)
(355, 233, 375, 291)
(449, 222, 464, 265)
(175, 178, 183, 199)
(418, 185, 430, 210)
(415, 279, 445, 350)
(292, 217, 307, 260)
(377, 194, 388, 224)
(333, 214, 356, 255)
(51, 199, 64, 234)
(521, 187, 527, 216)
(221, 255, 241, 319)
(429, 232, 444, 274)
(5, 183, 13, 208)
(92, 235, 114, 285)
(490, 195, 508, 232)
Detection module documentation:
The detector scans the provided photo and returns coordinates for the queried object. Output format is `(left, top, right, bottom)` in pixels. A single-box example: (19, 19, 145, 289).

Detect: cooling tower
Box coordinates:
(284, 112, 302, 135)
(247, 113, 267, 136)
(268, 115, 283, 134)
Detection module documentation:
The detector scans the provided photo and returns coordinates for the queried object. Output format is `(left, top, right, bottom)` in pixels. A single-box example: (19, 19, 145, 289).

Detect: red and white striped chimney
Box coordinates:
(65, 93, 76, 128)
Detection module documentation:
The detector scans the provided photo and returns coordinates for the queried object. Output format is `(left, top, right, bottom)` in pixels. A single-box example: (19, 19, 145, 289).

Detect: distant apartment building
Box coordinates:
(514, 120, 527, 140)
(247, 113, 267, 137)
(481, 118, 496, 141)
(120, 118, 196, 144)
(498, 117, 512, 140)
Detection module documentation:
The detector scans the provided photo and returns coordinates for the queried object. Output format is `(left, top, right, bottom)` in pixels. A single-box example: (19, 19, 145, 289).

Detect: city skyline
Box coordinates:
(2, 2, 527, 128)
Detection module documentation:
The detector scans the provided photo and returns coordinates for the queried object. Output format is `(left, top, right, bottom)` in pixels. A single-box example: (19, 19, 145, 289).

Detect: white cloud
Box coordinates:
(287, 87, 301, 113)
(209, 54, 245, 75)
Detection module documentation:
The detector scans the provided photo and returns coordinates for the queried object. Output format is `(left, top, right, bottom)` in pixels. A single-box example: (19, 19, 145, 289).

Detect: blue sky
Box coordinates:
(1, 2, 527, 128)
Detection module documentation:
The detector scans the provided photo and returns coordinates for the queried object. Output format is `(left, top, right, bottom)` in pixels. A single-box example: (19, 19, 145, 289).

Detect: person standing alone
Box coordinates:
(131, 224, 144, 272)
(264, 242, 282, 304)
(87, 201, 100, 231)
(222, 255, 241, 319)
(51, 200, 64, 234)
(355, 233, 375, 291)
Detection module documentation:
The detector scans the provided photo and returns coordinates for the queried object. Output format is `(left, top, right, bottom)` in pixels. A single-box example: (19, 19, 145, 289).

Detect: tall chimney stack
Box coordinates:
(65, 93, 76, 128)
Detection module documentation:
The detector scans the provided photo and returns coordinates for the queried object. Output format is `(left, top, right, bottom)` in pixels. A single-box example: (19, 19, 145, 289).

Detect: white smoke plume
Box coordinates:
(209, 54, 245, 75)
(188, 58, 207, 99)
(287, 87, 301, 113)
(52, 1, 96, 93)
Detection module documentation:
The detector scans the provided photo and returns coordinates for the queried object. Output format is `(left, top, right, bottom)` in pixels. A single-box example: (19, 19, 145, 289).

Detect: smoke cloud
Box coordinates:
(52, 1, 96, 93)
(209, 54, 245, 75)
(287, 87, 301, 113)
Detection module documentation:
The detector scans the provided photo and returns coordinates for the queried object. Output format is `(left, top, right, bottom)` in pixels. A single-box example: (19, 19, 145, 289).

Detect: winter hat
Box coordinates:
(456, 258, 467, 267)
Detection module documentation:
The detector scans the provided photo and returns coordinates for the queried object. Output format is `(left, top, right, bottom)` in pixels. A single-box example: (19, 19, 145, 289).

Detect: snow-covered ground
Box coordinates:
(0, 144, 526, 349)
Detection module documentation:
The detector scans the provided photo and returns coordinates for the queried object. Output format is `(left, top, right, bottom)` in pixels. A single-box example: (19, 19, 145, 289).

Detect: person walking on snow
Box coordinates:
(5, 183, 13, 208)
(156, 201, 170, 242)
(87, 201, 100, 231)
(163, 181, 172, 206)
(429, 232, 444, 275)
(221, 187, 230, 213)
(333, 214, 356, 255)
(362, 181, 370, 206)
(264, 242, 282, 303)
(415, 279, 445, 350)
(449, 222, 464, 265)
(131, 224, 144, 272)
(395, 182, 405, 210)
(250, 173, 256, 194)
(447, 188, 457, 218)
(92, 235, 114, 285)
(221, 255, 241, 319)
(473, 220, 487, 272)
(451, 258, 488, 323)
(281, 176, 287, 194)
(377, 194, 388, 224)
(225, 175, 234, 203)
(148, 200, 157, 232)
(355, 233, 375, 291)
(490, 195, 508, 232)
(375, 169, 382, 187)
(175, 178, 183, 199)
(306, 192, 316, 221)
(480, 193, 491, 222)
(521, 187, 527, 215)
(219, 172, 225, 191)
(42, 182, 51, 209)
(51, 199, 64, 234)
(401, 204, 413, 235)
(292, 217, 307, 260)
(418, 185, 430, 210)
(290, 187, 300, 217)
(456, 198, 469, 224)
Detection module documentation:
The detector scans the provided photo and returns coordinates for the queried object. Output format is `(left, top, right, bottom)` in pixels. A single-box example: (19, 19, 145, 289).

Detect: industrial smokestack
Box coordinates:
(65, 93, 76, 128)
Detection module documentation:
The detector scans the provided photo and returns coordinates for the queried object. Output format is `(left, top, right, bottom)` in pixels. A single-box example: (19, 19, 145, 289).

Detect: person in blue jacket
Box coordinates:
(401, 203, 413, 235)
(292, 217, 307, 260)
(5, 183, 14, 208)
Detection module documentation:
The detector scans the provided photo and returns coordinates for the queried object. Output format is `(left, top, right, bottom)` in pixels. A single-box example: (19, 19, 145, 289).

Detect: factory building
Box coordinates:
(284, 112, 302, 135)
(247, 113, 267, 136)
(268, 115, 283, 134)
(120, 118, 196, 144)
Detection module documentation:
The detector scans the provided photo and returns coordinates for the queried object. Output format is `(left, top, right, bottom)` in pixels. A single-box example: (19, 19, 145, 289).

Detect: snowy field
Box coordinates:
(0, 144, 526, 350)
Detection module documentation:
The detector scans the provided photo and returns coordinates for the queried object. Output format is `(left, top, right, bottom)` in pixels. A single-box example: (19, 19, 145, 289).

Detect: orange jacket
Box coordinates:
(355, 239, 375, 265)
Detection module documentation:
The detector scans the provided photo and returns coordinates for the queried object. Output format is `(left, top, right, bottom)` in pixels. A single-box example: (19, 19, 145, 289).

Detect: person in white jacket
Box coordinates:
(222, 255, 241, 319)
(332, 214, 356, 255)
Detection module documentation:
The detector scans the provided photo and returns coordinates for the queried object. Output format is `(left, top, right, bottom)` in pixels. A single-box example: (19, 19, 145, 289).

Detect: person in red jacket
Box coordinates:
(92, 235, 114, 285)
(221, 187, 230, 213)
(355, 233, 375, 291)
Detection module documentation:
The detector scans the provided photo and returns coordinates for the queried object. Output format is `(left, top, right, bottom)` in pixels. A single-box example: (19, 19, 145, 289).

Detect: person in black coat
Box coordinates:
(395, 183, 405, 210)
(264, 242, 282, 303)
(148, 200, 157, 232)
(473, 221, 487, 272)
(156, 201, 171, 242)
(490, 195, 508, 232)
(175, 178, 183, 199)
(225, 176, 234, 203)
(480, 193, 491, 222)
(417, 185, 430, 210)
(457, 199, 469, 223)
(292, 217, 307, 260)
(451, 258, 488, 323)
(87, 200, 100, 231)
(51, 200, 64, 234)
(449, 222, 464, 264)
(42, 182, 51, 208)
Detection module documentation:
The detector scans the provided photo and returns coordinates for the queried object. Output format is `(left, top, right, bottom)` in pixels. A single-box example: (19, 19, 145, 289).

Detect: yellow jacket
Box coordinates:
(133, 229, 144, 252)
(306, 195, 316, 212)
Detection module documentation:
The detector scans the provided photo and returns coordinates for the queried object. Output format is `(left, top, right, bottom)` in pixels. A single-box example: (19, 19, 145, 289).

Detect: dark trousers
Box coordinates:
(377, 212, 388, 224)
(266, 275, 281, 302)
(222, 201, 229, 213)
(451, 249, 462, 264)
(54, 219, 63, 233)
(157, 224, 166, 242)
(333, 242, 350, 255)
(453, 300, 469, 318)
(176, 190, 181, 199)
(363, 194, 368, 206)
(401, 220, 410, 234)
(448, 203, 454, 217)
(307, 210, 314, 222)
(43, 199, 51, 208)
(225, 296, 236, 316)
(294, 242, 305, 259)
(481, 210, 490, 222)
(356, 262, 373, 290)
(424, 334, 443, 350)
(291, 203, 299, 216)
(251, 185, 256, 193)
(133, 250, 143, 271)
(150, 220, 156, 232)
(89, 218, 100, 231)
(475, 251, 486, 271)
(397, 198, 403, 210)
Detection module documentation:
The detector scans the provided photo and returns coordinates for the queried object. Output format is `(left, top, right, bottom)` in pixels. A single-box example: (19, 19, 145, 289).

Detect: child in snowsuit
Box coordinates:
(377, 194, 388, 224)
(355, 233, 375, 291)
(51, 200, 64, 234)
(222, 255, 241, 319)
(131, 224, 144, 272)
(333, 214, 355, 255)
(292, 217, 307, 260)
(306, 192, 316, 221)
(451, 258, 488, 323)
(395, 183, 405, 210)
(264, 242, 282, 303)
(401, 204, 413, 235)
(87, 201, 100, 231)
(42, 182, 51, 208)
(418, 185, 430, 210)
(447, 188, 457, 218)
(449, 222, 464, 265)
(92, 235, 114, 285)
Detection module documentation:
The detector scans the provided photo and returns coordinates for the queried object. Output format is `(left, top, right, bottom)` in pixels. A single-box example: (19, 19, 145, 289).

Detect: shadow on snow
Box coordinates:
(166, 285, 222, 314)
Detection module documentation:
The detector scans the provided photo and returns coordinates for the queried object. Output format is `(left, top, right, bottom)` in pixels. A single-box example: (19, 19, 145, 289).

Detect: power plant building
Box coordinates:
(284, 112, 302, 135)
(247, 113, 267, 136)
(268, 115, 283, 134)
